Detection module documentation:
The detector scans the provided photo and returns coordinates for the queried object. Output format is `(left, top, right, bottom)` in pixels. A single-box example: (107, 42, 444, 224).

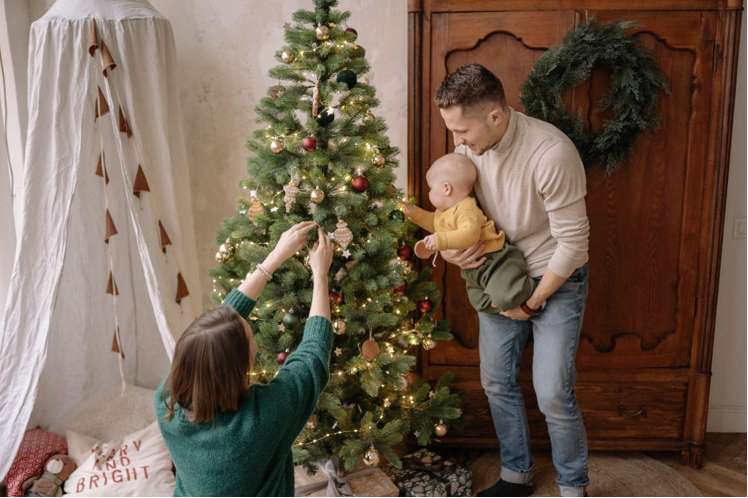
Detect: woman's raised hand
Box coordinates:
(271, 221, 317, 263)
(308, 227, 333, 279)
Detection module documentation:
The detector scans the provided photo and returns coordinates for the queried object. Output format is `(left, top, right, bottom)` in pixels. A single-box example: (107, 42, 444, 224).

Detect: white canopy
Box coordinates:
(0, 0, 201, 476)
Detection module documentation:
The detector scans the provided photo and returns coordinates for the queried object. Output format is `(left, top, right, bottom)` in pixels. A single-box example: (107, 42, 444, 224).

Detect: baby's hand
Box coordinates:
(424, 234, 437, 251)
(399, 201, 415, 217)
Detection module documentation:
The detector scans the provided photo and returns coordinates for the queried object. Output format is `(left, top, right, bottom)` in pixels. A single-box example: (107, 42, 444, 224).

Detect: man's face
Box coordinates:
(440, 105, 503, 156)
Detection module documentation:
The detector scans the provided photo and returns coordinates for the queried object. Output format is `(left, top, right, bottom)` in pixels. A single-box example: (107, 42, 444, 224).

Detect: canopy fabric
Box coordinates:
(0, 0, 202, 477)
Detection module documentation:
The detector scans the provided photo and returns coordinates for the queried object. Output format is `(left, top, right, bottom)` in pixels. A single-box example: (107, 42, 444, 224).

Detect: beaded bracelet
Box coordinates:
(256, 263, 272, 281)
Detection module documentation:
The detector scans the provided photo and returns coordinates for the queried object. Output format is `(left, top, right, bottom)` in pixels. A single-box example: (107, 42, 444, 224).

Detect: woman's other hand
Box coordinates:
(309, 227, 333, 279)
(308, 227, 334, 320)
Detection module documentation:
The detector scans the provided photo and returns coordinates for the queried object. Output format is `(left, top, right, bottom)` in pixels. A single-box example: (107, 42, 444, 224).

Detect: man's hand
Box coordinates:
(498, 305, 531, 321)
(423, 234, 437, 251)
(440, 241, 487, 270)
(399, 201, 415, 217)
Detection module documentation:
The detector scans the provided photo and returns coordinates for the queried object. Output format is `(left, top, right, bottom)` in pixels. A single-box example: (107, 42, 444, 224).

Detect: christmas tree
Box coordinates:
(209, 0, 464, 471)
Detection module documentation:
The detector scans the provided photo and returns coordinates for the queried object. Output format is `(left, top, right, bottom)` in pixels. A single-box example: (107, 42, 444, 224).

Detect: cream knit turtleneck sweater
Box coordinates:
(455, 106, 590, 279)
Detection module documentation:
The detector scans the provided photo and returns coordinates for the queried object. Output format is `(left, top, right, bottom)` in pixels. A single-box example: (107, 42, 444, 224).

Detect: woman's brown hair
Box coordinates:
(162, 306, 251, 423)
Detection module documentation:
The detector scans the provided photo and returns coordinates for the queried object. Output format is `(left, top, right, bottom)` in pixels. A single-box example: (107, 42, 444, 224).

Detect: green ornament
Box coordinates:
(283, 311, 301, 330)
(316, 106, 335, 126)
(336, 70, 357, 90)
(389, 210, 405, 223)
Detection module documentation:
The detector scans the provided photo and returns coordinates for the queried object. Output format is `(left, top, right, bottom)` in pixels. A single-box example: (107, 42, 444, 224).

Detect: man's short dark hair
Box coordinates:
(434, 64, 507, 118)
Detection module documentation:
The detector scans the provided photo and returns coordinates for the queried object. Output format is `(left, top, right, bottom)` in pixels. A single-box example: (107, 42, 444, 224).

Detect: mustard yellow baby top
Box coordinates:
(410, 197, 505, 253)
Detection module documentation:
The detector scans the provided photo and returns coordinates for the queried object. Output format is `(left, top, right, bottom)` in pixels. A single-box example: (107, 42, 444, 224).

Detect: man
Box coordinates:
(434, 64, 590, 497)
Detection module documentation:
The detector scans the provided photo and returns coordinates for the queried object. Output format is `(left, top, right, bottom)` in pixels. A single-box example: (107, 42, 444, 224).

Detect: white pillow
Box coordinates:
(49, 385, 157, 442)
(64, 421, 175, 496)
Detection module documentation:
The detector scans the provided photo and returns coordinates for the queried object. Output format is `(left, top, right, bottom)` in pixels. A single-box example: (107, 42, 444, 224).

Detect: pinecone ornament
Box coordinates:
(247, 191, 263, 226)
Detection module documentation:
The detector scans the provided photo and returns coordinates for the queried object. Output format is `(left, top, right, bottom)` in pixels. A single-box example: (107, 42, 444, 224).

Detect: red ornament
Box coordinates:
(329, 291, 343, 305)
(345, 27, 358, 40)
(394, 281, 408, 295)
(277, 350, 290, 365)
(352, 174, 369, 192)
(419, 299, 433, 313)
(397, 245, 413, 260)
(302, 136, 317, 152)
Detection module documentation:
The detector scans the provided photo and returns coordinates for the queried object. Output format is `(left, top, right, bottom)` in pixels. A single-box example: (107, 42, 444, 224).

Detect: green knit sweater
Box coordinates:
(155, 288, 332, 497)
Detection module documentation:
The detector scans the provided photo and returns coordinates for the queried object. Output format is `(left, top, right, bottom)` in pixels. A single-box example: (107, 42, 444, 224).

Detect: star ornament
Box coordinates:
(327, 231, 335, 240)
(271, 206, 279, 212)
(283, 22, 291, 31)
(334, 347, 343, 355)
(278, 323, 285, 331)
(342, 249, 351, 258)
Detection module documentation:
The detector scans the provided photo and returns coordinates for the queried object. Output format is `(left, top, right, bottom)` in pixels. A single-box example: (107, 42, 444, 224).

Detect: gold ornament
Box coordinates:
(363, 446, 380, 467)
(422, 337, 437, 350)
(351, 43, 360, 50)
(283, 180, 300, 212)
(372, 153, 386, 167)
(333, 219, 353, 250)
(281, 50, 295, 63)
(315, 25, 330, 40)
(333, 319, 347, 335)
(434, 420, 448, 437)
(219, 243, 230, 258)
(310, 186, 325, 203)
(215, 251, 223, 263)
(247, 190, 263, 226)
(328, 22, 337, 28)
(270, 139, 285, 154)
(362, 111, 374, 123)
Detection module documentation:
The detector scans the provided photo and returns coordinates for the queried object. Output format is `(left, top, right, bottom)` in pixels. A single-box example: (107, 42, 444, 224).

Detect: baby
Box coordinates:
(400, 153, 543, 314)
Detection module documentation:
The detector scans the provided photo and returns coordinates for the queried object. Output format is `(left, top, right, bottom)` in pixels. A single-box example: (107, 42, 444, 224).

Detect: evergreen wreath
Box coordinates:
(519, 18, 671, 176)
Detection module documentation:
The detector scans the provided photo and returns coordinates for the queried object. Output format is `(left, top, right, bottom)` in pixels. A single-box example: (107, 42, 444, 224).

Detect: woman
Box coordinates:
(155, 221, 333, 496)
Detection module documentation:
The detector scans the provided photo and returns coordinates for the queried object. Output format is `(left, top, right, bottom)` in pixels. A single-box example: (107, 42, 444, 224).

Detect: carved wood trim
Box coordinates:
(426, 0, 743, 12)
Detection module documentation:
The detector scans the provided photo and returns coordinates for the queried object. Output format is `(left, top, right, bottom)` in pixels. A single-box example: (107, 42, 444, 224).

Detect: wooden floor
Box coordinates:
(432, 433, 746, 497)
(644, 433, 747, 497)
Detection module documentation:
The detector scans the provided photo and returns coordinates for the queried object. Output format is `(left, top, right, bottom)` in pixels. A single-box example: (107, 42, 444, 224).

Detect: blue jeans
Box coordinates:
(478, 263, 589, 497)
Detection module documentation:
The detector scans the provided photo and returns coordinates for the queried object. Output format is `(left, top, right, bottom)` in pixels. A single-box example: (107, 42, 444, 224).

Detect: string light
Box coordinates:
(294, 429, 359, 447)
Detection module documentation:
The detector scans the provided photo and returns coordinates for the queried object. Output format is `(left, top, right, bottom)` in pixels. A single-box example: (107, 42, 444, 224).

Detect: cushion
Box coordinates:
(49, 385, 157, 442)
(63, 421, 175, 496)
(3, 427, 68, 497)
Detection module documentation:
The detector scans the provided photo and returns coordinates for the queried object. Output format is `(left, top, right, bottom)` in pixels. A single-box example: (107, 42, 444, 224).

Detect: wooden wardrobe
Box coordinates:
(407, 0, 742, 468)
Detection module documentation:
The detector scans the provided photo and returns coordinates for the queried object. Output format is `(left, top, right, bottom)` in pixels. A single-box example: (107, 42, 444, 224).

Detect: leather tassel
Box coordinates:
(132, 165, 150, 198)
(175, 273, 189, 304)
(105, 210, 118, 242)
(118, 107, 132, 138)
(95, 154, 109, 184)
(89, 18, 99, 57)
(101, 41, 116, 77)
(111, 328, 124, 358)
(106, 271, 119, 296)
(95, 87, 109, 119)
(159, 221, 172, 253)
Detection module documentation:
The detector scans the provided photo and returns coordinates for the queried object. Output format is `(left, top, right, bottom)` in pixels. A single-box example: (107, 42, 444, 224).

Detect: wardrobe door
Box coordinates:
(569, 11, 717, 370)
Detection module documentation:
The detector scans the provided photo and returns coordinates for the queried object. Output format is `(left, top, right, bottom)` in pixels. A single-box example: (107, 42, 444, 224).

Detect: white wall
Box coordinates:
(21, 1, 747, 432)
(706, 13, 747, 433)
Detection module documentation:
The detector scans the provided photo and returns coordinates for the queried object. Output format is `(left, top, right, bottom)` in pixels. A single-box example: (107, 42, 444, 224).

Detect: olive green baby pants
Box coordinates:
(460, 243, 536, 313)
